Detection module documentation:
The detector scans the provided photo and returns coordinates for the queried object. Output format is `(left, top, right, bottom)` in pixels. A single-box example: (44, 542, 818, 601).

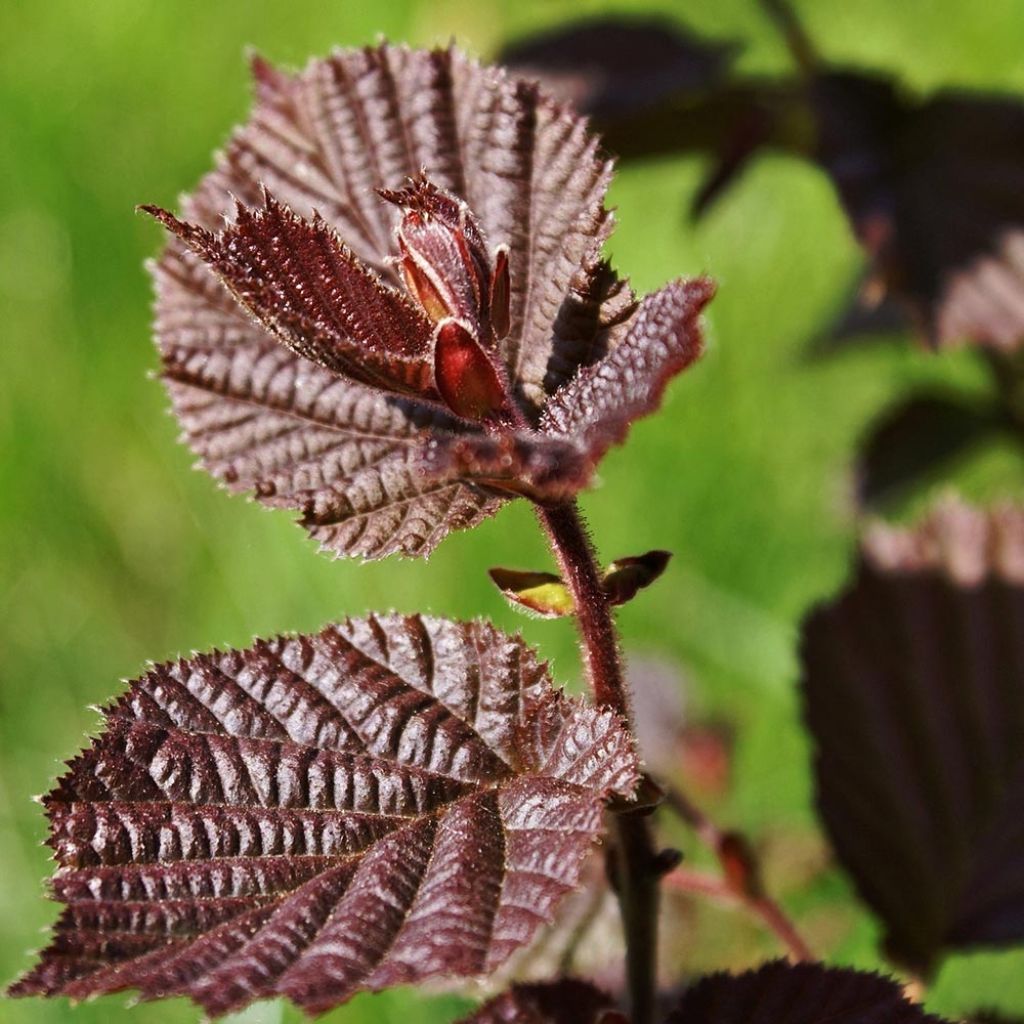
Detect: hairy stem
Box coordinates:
(664, 784, 814, 962)
(538, 502, 630, 719)
(537, 500, 658, 1024)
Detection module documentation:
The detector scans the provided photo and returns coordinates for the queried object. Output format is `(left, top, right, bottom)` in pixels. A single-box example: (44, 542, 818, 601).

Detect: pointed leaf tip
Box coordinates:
(541, 276, 714, 462)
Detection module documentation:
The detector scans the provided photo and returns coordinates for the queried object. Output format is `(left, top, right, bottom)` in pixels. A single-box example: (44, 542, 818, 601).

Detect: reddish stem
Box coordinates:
(663, 784, 815, 963)
(664, 867, 814, 963)
(536, 500, 657, 1024)
(537, 502, 630, 719)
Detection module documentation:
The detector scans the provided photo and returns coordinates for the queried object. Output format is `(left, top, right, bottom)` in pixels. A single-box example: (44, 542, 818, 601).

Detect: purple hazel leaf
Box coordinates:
(9, 614, 639, 1016)
(142, 195, 440, 402)
(458, 978, 617, 1023)
(145, 44, 714, 560)
(541, 277, 714, 462)
(381, 176, 496, 342)
(665, 960, 951, 1023)
(800, 497, 1024, 974)
(855, 391, 1000, 511)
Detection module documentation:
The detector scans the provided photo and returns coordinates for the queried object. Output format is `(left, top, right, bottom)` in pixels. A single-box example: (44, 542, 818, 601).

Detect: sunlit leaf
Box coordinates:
(540, 278, 714, 462)
(152, 203, 502, 560)
(10, 615, 639, 1016)
(489, 551, 671, 618)
(489, 568, 575, 618)
(143, 195, 438, 401)
(148, 44, 712, 559)
(666, 960, 949, 1023)
(801, 499, 1024, 973)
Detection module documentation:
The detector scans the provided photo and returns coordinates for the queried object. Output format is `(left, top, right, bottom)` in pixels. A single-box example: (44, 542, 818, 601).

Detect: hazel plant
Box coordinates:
(10, 44, 990, 1024)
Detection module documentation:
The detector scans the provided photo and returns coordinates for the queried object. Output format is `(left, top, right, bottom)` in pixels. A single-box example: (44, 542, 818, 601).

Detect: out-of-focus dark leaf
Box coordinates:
(501, 17, 737, 121)
(856, 391, 1002, 510)
(806, 284, 911, 358)
(504, 10, 1024, 350)
(811, 73, 1024, 350)
(149, 44, 712, 560)
(665, 960, 949, 1023)
(10, 615, 639, 1016)
(627, 659, 687, 780)
(458, 978, 616, 1023)
(800, 499, 1024, 974)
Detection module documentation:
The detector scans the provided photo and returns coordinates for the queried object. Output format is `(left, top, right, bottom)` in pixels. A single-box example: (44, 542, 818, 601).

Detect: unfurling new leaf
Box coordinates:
(490, 550, 671, 617)
(146, 43, 713, 561)
(11, 615, 639, 1016)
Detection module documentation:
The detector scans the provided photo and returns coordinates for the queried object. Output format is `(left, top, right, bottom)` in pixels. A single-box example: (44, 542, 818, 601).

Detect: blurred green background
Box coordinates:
(3, 0, 1024, 1021)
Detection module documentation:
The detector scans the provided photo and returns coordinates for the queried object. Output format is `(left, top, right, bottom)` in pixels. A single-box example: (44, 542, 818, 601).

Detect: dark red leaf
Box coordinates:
(147, 44, 713, 559)
(144, 194, 438, 401)
(501, 17, 737, 121)
(800, 500, 1024, 974)
(152, 232, 503, 559)
(856, 391, 1001, 510)
(153, 43, 637, 413)
(10, 615, 639, 1016)
(541, 278, 714, 462)
(458, 978, 615, 1024)
(803, 74, 1024, 350)
(665, 960, 950, 1023)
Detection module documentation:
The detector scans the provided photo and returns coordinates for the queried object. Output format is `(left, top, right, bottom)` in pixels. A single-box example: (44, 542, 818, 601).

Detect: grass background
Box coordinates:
(3, 0, 1024, 1020)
